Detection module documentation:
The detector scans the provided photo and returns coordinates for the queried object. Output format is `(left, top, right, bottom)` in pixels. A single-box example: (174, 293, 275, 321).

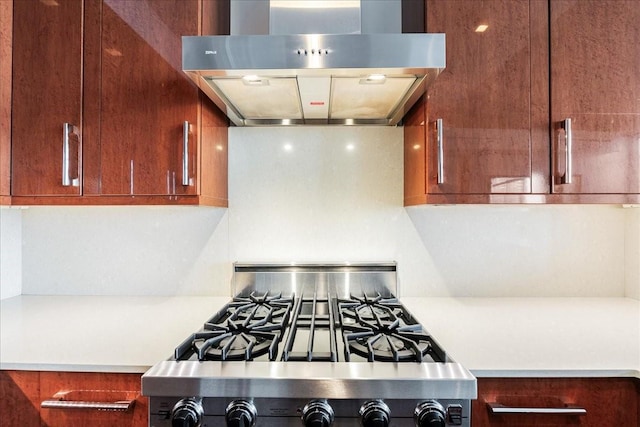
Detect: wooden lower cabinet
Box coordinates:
(473, 377, 640, 427)
(0, 371, 40, 427)
(1, 371, 147, 427)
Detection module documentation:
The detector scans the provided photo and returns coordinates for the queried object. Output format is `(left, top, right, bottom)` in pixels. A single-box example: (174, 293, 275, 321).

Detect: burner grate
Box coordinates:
(281, 292, 338, 362)
(174, 292, 293, 361)
(339, 293, 447, 363)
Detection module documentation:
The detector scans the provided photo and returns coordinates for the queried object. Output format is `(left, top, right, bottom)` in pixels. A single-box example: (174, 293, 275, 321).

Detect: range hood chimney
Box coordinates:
(183, 0, 445, 126)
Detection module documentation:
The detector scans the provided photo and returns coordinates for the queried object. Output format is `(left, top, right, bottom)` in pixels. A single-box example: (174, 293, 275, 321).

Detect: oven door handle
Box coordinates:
(487, 402, 587, 415)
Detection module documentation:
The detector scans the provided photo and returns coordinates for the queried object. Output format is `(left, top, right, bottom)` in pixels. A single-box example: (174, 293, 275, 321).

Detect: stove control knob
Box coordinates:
(171, 398, 204, 427)
(359, 400, 391, 427)
(414, 400, 446, 427)
(301, 399, 334, 427)
(225, 399, 257, 427)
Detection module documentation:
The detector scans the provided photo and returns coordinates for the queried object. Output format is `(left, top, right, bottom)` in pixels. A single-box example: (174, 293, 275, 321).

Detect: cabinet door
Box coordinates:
(0, 0, 11, 202)
(11, 0, 83, 196)
(95, 0, 200, 196)
(424, 0, 541, 196)
(39, 371, 147, 427)
(0, 371, 41, 427)
(473, 377, 639, 427)
(550, 0, 640, 195)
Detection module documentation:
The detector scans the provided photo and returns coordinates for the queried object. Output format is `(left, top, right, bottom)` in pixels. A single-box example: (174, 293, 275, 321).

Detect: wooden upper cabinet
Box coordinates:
(419, 0, 544, 199)
(11, 0, 84, 197)
(9, 0, 228, 206)
(89, 0, 200, 197)
(550, 0, 640, 196)
(0, 0, 11, 204)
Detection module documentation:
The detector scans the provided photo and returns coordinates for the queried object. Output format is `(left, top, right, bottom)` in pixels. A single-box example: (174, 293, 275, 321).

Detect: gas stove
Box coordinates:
(142, 263, 476, 426)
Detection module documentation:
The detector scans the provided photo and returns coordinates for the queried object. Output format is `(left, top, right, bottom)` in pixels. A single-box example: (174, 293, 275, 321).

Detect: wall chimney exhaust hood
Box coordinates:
(182, 0, 445, 126)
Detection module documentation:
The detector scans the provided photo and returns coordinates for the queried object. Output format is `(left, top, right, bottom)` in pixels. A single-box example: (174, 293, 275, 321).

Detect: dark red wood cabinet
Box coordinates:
(10, 0, 84, 197)
(405, 0, 640, 205)
(8, 0, 228, 206)
(550, 0, 640, 197)
(1, 370, 147, 427)
(473, 377, 640, 427)
(0, 0, 12, 204)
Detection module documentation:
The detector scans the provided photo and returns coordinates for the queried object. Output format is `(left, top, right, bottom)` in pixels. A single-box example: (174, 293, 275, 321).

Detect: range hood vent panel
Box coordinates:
(183, 33, 445, 126)
(183, 1, 445, 126)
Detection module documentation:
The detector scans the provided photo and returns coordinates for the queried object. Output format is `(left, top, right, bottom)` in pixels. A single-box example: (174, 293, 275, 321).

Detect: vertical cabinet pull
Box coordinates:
(560, 118, 573, 184)
(436, 118, 444, 184)
(62, 123, 79, 187)
(182, 121, 190, 186)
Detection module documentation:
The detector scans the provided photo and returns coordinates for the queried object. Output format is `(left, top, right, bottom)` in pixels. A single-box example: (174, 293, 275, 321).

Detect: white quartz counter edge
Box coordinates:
(1, 296, 638, 379)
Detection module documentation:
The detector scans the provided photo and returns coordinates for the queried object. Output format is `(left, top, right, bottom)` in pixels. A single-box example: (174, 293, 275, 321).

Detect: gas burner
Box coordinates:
(339, 294, 447, 363)
(193, 329, 279, 361)
(338, 293, 407, 324)
(174, 292, 293, 361)
(214, 292, 293, 325)
(344, 330, 446, 362)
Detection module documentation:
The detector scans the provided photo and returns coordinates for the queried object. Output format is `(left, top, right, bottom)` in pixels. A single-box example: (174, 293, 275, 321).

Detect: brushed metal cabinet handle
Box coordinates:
(41, 399, 135, 412)
(436, 118, 444, 184)
(182, 120, 190, 186)
(62, 123, 79, 187)
(487, 402, 587, 415)
(560, 118, 573, 184)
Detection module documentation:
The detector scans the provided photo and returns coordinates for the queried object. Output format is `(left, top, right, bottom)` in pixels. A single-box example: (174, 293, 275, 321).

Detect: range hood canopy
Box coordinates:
(183, 1, 445, 126)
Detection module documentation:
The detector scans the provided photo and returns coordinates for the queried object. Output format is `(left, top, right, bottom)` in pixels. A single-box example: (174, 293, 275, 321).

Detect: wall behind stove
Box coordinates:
(228, 127, 632, 298)
(3, 126, 637, 298)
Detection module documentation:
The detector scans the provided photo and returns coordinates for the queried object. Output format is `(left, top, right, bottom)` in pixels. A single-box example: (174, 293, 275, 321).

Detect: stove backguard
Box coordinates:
(232, 263, 398, 299)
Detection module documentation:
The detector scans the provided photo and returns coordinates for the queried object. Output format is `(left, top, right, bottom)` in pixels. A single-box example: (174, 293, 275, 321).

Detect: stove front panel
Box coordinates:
(148, 397, 471, 426)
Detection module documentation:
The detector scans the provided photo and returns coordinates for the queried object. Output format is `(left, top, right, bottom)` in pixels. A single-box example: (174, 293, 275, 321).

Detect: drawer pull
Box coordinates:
(41, 390, 137, 412)
(487, 402, 586, 415)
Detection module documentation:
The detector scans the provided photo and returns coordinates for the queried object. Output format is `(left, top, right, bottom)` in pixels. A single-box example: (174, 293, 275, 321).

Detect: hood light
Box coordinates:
(242, 76, 269, 86)
(360, 74, 387, 85)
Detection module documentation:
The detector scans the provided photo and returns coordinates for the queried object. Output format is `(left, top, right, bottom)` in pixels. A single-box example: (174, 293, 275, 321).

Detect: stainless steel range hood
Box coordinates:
(183, 0, 445, 126)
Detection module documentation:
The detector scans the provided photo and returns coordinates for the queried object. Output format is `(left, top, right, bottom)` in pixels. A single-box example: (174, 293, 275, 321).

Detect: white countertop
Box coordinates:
(1, 295, 639, 378)
(0, 295, 228, 373)
(402, 297, 640, 378)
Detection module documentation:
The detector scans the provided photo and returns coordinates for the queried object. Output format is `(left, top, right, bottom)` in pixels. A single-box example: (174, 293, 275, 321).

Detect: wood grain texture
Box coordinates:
(550, 0, 640, 195)
(199, 95, 229, 206)
(403, 99, 427, 205)
(473, 377, 640, 427)
(0, 0, 11, 200)
(98, 0, 200, 196)
(425, 0, 534, 195)
(0, 371, 41, 427)
(11, 0, 83, 196)
(39, 371, 147, 427)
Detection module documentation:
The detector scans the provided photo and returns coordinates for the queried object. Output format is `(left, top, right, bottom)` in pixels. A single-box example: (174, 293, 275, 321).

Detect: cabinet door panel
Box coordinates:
(473, 377, 639, 427)
(0, 0, 11, 201)
(98, 0, 199, 196)
(425, 0, 533, 195)
(39, 372, 147, 427)
(11, 0, 83, 196)
(0, 371, 41, 427)
(551, 0, 640, 195)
